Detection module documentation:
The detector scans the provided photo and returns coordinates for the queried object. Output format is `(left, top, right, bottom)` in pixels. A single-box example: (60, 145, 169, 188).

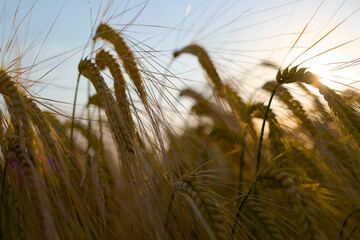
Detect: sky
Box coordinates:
(1, 0, 360, 123)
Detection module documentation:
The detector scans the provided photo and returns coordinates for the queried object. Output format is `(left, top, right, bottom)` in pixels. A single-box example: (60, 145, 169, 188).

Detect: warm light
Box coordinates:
(301, 52, 360, 93)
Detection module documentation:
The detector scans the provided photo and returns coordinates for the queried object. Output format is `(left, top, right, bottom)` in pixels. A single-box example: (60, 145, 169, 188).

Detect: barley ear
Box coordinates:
(94, 24, 148, 107)
(172, 173, 229, 240)
(95, 49, 135, 134)
(300, 73, 360, 148)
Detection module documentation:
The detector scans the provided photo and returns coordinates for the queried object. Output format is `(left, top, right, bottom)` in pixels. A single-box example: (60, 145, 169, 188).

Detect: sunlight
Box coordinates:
(304, 52, 360, 93)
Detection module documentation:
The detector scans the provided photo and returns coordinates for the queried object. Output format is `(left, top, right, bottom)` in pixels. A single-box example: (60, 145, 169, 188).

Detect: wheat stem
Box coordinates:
(256, 83, 279, 173)
(231, 184, 254, 238)
(70, 73, 81, 149)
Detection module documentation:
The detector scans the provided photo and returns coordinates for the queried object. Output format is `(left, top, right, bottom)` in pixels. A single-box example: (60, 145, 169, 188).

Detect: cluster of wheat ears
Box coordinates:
(1, 4, 360, 240)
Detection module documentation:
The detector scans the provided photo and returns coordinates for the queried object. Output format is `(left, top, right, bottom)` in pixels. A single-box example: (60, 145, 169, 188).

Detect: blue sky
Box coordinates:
(1, 0, 360, 120)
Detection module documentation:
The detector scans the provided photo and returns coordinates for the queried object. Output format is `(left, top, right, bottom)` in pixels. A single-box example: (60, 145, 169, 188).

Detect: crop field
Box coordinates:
(1, 1, 360, 239)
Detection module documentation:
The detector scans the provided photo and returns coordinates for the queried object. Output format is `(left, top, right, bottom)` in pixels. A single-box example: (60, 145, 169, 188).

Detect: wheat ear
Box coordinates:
(298, 71, 360, 147)
(232, 94, 282, 237)
(256, 166, 326, 240)
(243, 198, 284, 240)
(87, 93, 102, 108)
(0, 110, 7, 153)
(94, 24, 165, 156)
(174, 44, 226, 98)
(23, 95, 68, 174)
(297, 82, 333, 121)
(78, 58, 134, 153)
(180, 88, 228, 126)
(174, 46, 249, 124)
(170, 173, 229, 240)
(0, 71, 37, 166)
(95, 49, 135, 134)
(78, 59, 138, 185)
(94, 23, 148, 107)
(7, 137, 58, 239)
(263, 81, 314, 131)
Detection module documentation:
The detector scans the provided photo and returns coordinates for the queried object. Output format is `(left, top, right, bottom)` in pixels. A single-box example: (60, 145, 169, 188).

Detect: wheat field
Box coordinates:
(1, 1, 360, 239)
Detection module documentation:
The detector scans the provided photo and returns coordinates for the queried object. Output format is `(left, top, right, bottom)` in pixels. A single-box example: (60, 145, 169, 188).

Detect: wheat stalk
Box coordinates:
(249, 103, 286, 163)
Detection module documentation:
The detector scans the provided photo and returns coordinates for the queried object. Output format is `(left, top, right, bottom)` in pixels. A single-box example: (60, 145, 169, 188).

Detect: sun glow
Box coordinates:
(301, 52, 360, 93)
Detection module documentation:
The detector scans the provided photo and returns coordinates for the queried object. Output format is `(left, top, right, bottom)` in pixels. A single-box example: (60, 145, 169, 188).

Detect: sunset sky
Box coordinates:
(1, 0, 360, 117)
